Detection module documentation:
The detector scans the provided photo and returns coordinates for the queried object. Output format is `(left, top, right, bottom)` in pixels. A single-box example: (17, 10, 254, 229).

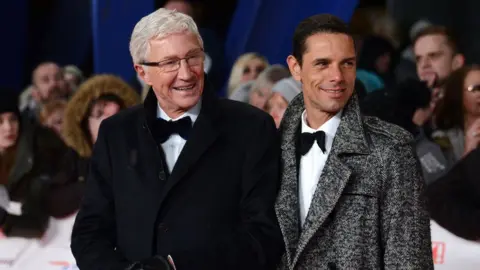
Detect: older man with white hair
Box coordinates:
(70, 8, 283, 270)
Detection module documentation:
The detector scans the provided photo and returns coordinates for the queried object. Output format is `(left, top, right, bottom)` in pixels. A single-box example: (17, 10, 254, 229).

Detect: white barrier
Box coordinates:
(431, 220, 480, 269)
(0, 213, 78, 270)
(2, 217, 479, 269)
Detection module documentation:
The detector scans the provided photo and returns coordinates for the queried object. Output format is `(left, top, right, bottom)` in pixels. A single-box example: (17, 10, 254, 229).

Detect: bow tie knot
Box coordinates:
(154, 116, 192, 144)
(299, 131, 326, 156)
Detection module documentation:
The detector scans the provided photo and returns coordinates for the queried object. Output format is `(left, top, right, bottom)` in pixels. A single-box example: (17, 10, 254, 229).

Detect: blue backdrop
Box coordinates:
(91, 0, 154, 82)
(225, 0, 359, 68)
(1, 1, 28, 90)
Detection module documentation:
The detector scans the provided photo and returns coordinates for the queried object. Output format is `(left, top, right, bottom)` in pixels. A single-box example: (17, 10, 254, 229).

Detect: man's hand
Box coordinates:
(464, 118, 480, 157)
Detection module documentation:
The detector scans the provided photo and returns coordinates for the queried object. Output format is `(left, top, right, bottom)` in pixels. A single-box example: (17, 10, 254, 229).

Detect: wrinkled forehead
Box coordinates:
(146, 31, 203, 60)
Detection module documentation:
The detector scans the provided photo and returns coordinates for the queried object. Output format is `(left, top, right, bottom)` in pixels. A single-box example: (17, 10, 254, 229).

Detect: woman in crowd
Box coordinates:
(248, 64, 290, 109)
(39, 99, 67, 139)
(265, 77, 302, 128)
(0, 90, 67, 238)
(227, 52, 269, 97)
(46, 74, 140, 217)
(432, 65, 480, 164)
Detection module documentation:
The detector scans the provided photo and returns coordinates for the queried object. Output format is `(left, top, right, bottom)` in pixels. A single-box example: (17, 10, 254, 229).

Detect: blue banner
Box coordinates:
(225, 0, 359, 68)
(91, 0, 154, 82)
(0, 1, 28, 90)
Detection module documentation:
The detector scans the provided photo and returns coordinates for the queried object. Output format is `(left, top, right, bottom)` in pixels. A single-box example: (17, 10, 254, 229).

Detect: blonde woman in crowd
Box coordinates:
(39, 99, 67, 138)
(227, 52, 269, 97)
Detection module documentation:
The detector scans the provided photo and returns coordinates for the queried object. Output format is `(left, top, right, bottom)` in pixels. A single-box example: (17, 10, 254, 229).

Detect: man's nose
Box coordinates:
(328, 65, 345, 83)
(177, 60, 194, 80)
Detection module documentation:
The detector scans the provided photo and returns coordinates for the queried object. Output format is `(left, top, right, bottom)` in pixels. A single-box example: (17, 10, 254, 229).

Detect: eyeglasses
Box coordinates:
(243, 65, 265, 75)
(141, 51, 205, 73)
(467, 84, 480, 92)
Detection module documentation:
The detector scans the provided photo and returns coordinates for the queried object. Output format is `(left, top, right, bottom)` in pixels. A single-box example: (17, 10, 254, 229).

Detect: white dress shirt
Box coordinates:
(299, 110, 342, 227)
(157, 101, 202, 173)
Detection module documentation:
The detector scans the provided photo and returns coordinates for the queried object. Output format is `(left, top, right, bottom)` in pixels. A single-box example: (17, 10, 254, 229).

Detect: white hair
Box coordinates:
(129, 8, 203, 64)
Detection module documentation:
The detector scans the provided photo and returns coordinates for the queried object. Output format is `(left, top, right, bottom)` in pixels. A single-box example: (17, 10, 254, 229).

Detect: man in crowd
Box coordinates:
(21, 62, 68, 123)
(413, 25, 465, 125)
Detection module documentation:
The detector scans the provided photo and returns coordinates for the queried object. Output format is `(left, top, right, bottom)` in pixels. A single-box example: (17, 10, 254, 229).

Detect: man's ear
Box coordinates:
(452, 53, 465, 70)
(287, 55, 302, 82)
(134, 64, 152, 86)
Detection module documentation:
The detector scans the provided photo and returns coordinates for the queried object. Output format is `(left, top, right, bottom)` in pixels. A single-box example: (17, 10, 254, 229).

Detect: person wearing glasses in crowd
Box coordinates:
(431, 65, 480, 165)
(70, 8, 283, 270)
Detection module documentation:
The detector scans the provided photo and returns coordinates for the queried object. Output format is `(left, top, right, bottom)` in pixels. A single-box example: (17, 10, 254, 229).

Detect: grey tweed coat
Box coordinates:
(275, 93, 433, 270)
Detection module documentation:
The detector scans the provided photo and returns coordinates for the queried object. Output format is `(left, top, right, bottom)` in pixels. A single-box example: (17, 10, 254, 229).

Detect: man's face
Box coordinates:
(414, 34, 460, 87)
(32, 63, 67, 102)
(135, 32, 205, 116)
(288, 33, 356, 116)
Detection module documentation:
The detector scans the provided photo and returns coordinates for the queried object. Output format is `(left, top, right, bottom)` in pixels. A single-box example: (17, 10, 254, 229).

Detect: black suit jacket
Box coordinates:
(71, 86, 284, 270)
(426, 147, 480, 241)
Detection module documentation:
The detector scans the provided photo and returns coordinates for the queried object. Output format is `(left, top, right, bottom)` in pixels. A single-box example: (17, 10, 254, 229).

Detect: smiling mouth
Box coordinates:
(322, 88, 345, 93)
(173, 84, 196, 91)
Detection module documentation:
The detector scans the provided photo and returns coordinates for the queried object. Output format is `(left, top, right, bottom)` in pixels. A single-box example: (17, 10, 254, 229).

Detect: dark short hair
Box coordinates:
(292, 14, 352, 65)
(413, 25, 459, 54)
(435, 65, 480, 130)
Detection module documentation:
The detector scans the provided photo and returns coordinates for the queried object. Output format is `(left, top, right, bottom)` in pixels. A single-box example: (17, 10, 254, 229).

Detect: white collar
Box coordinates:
(301, 109, 342, 138)
(157, 99, 202, 124)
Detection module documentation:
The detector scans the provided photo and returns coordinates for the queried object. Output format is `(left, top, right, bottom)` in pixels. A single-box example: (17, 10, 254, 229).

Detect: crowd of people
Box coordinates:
(0, 0, 479, 269)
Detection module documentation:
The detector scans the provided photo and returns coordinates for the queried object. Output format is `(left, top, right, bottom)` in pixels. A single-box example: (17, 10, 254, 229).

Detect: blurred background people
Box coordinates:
(63, 65, 85, 93)
(248, 64, 290, 109)
(0, 90, 67, 238)
(47, 74, 140, 218)
(413, 26, 465, 113)
(21, 62, 69, 124)
(39, 100, 67, 139)
(356, 35, 397, 93)
(227, 52, 269, 97)
(432, 65, 480, 164)
(265, 77, 302, 128)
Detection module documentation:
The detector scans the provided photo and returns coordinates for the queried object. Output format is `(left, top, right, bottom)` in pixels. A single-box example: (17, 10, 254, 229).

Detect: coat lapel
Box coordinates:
(155, 88, 220, 209)
(277, 93, 371, 267)
(275, 95, 304, 266)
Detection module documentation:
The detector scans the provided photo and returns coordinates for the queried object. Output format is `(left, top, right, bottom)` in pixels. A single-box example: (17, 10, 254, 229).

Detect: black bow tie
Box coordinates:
(299, 131, 326, 156)
(154, 116, 192, 144)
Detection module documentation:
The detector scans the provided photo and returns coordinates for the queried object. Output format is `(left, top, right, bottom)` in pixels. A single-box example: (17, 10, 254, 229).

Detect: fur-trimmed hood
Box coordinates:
(63, 74, 140, 157)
